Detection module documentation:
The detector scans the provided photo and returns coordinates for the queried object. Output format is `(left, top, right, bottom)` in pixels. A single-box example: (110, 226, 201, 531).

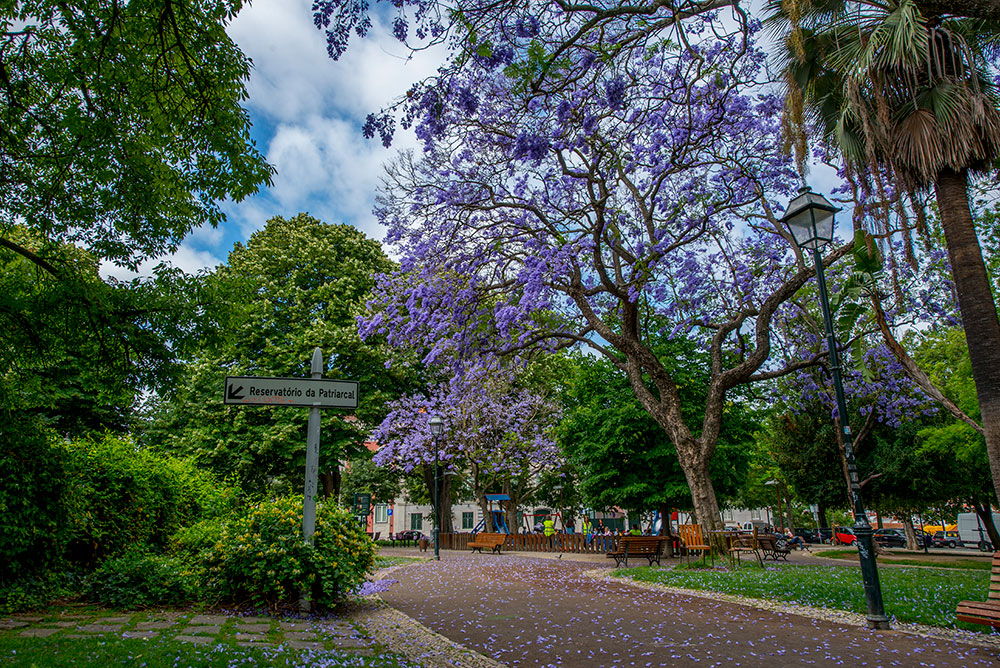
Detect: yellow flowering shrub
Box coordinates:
(206, 495, 375, 610)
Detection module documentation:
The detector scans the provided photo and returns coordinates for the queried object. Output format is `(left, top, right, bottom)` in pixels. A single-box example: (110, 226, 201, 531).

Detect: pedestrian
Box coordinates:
(629, 524, 642, 536)
(543, 515, 556, 550)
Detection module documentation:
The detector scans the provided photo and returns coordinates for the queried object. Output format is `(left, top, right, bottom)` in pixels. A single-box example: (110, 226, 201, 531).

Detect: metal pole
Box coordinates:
(301, 347, 323, 614)
(812, 249, 890, 630)
(302, 347, 323, 545)
(433, 435, 440, 561)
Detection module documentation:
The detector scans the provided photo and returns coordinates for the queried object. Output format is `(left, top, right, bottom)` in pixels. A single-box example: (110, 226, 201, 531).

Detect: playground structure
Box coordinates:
(472, 494, 512, 534)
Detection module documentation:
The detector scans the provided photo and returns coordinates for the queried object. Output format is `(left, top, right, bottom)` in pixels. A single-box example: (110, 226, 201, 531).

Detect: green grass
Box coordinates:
(818, 549, 992, 570)
(616, 562, 990, 630)
(375, 555, 422, 570)
(0, 633, 418, 667)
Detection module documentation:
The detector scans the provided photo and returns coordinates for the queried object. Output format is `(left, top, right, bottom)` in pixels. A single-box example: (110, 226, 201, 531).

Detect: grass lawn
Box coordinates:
(0, 632, 418, 667)
(616, 562, 991, 630)
(818, 549, 993, 570)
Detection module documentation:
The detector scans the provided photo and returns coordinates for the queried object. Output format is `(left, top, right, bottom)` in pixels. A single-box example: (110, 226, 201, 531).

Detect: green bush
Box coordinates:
(62, 433, 236, 566)
(0, 416, 72, 583)
(206, 496, 375, 610)
(84, 549, 200, 608)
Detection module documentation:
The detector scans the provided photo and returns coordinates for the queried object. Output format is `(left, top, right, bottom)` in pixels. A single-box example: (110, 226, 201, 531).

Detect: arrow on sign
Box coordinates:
(227, 384, 245, 401)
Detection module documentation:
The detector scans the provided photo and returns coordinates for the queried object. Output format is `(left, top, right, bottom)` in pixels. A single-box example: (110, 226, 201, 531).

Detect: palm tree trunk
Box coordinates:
(934, 168, 1000, 506)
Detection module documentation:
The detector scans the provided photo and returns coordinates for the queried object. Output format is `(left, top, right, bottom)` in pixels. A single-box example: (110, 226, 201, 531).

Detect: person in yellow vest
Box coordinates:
(543, 517, 555, 549)
(581, 516, 592, 545)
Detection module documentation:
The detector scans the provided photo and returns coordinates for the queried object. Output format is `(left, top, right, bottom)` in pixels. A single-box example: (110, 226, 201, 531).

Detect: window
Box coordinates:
(410, 514, 423, 531)
(751, 509, 762, 520)
(462, 512, 474, 529)
(375, 504, 388, 524)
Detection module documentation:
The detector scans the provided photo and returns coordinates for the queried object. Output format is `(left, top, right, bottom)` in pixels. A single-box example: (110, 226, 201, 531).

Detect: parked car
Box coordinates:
(794, 528, 819, 544)
(873, 528, 906, 548)
(833, 526, 857, 545)
(932, 530, 964, 548)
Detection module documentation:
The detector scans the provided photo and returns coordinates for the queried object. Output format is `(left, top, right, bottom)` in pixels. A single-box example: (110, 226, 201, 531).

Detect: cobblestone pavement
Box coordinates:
(377, 551, 1000, 668)
(0, 609, 375, 654)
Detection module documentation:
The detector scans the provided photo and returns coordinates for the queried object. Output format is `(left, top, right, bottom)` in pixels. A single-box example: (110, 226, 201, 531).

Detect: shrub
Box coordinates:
(0, 416, 73, 583)
(62, 433, 235, 566)
(84, 548, 201, 608)
(206, 496, 375, 610)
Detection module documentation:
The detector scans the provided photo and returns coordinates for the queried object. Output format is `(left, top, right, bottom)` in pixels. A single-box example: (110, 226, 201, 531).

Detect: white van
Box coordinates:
(957, 512, 999, 551)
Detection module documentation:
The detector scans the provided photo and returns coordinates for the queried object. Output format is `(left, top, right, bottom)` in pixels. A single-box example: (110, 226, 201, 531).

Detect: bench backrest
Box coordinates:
(990, 551, 1000, 601)
(619, 536, 664, 553)
(677, 524, 705, 548)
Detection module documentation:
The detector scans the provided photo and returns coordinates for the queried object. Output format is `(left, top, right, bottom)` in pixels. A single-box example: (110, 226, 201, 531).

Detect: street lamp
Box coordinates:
(781, 184, 890, 630)
(428, 414, 444, 561)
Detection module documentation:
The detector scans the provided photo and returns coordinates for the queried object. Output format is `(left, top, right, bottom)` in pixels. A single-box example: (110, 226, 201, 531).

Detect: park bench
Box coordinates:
(758, 534, 791, 561)
(956, 551, 1000, 628)
(468, 532, 507, 554)
(606, 536, 667, 568)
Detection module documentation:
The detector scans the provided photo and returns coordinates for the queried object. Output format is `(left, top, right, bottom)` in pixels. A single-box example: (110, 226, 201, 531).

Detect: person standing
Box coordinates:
(543, 516, 556, 550)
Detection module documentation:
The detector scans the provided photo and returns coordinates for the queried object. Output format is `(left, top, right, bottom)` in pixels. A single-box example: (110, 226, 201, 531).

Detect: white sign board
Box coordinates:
(224, 375, 359, 409)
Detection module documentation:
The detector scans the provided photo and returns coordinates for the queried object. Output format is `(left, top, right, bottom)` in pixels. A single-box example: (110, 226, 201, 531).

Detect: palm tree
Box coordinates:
(769, 0, 1000, 504)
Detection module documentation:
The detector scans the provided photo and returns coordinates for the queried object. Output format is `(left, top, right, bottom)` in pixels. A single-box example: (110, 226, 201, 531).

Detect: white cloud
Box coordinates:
(99, 244, 223, 281)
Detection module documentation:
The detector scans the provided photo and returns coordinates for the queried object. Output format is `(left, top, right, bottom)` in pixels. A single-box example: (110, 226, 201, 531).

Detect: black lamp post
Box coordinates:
(429, 414, 444, 561)
(781, 184, 890, 630)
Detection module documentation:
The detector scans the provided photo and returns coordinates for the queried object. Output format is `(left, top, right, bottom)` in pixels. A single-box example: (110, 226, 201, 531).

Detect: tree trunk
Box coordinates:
(935, 168, 1000, 506)
(441, 474, 454, 533)
(902, 515, 920, 551)
(973, 500, 1000, 548)
(678, 450, 723, 529)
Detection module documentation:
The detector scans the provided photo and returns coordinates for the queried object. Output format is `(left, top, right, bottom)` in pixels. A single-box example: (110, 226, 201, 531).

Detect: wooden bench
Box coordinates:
(758, 535, 791, 561)
(957, 551, 1000, 628)
(605, 536, 667, 568)
(728, 528, 763, 566)
(468, 532, 507, 554)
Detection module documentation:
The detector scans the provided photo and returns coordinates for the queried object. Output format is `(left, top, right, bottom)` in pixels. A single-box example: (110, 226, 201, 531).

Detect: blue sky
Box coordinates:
(103, 0, 443, 280)
(101, 0, 847, 281)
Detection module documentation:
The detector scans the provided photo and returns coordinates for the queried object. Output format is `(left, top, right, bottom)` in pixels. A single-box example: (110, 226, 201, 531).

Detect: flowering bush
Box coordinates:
(206, 496, 375, 610)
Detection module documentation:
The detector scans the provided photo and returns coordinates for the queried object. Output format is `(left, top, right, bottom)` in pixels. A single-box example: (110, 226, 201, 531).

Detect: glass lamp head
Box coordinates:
(428, 415, 444, 436)
(780, 185, 840, 250)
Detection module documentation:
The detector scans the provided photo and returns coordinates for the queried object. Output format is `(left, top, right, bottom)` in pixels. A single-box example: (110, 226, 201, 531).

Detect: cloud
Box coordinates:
(100, 243, 223, 281)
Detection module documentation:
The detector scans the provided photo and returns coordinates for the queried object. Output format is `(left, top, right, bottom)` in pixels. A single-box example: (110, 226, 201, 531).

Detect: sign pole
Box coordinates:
(300, 347, 323, 614)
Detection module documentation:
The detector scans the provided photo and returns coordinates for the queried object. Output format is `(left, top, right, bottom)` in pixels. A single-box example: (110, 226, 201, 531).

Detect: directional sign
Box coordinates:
(224, 375, 358, 409)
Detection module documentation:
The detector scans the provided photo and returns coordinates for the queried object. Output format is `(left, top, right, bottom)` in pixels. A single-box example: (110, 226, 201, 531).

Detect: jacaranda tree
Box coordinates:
(372, 364, 561, 533)
(357, 17, 861, 528)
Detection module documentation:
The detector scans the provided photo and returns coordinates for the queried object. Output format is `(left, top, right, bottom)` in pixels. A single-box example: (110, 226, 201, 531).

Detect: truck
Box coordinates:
(957, 512, 1000, 551)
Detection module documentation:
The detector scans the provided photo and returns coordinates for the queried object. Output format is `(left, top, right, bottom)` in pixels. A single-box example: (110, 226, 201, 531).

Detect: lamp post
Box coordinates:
(428, 414, 444, 561)
(765, 479, 783, 533)
(781, 184, 890, 630)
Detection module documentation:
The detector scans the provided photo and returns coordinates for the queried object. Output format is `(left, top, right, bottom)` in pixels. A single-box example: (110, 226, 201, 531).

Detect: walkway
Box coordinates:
(377, 550, 999, 668)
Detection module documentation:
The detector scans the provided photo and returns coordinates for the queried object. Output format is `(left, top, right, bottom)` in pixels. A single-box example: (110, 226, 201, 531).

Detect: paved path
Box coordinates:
(377, 551, 1000, 668)
(1, 609, 375, 653)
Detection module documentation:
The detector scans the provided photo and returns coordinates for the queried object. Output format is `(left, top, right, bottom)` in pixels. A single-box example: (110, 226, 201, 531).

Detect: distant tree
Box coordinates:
(371, 363, 561, 533)
(340, 454, 404, 508)
(142, 214, 410, 496)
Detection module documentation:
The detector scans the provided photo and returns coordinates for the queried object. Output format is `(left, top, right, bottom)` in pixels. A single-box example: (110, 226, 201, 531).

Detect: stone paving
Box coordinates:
(0, 609, 378, 655)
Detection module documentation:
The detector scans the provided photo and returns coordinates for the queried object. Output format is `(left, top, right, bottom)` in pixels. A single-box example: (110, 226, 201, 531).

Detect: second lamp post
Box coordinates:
(781, 184, 890, 630)
(429, 414, 444, 561)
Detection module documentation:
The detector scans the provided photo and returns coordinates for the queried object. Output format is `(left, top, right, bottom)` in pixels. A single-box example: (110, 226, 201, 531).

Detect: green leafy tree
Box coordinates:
(1, 0, 271, 272)
(142, 214, 413, 495)
(341, 454, 403, 507)
(557, 344, 756, 523)
(1, 228, 224, 437)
